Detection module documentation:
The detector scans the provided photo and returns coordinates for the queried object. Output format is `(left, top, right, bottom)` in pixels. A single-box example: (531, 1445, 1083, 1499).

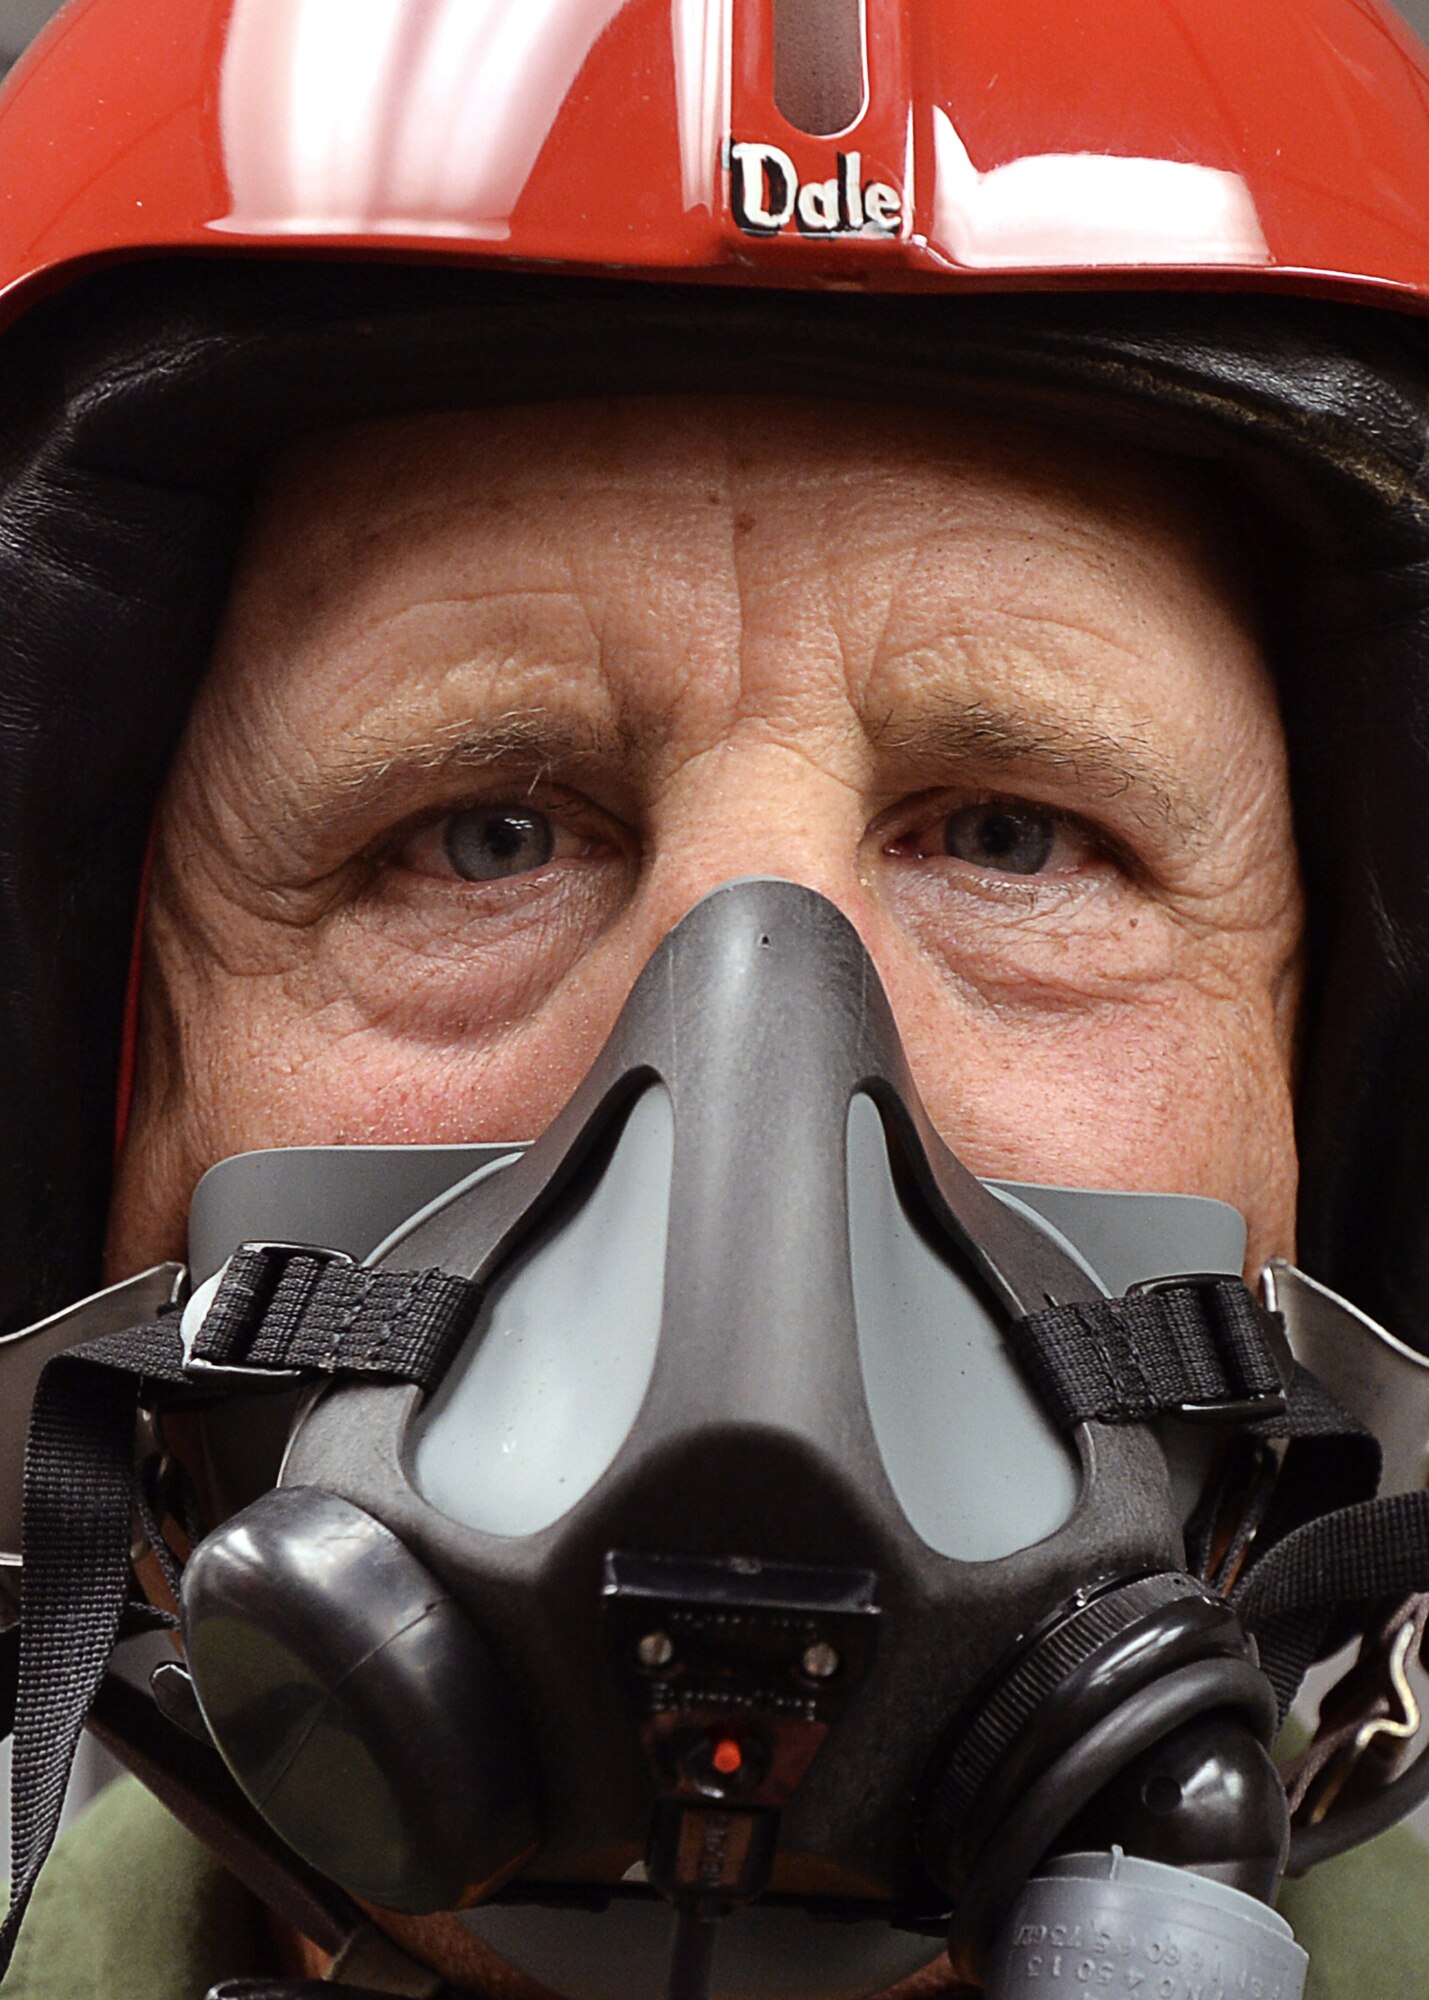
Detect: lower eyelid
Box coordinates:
(879, 855, 1134, 940)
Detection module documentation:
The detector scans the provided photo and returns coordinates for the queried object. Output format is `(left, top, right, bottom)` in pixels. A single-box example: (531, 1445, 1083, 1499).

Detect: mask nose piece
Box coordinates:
(404, 878, 1088, 1568)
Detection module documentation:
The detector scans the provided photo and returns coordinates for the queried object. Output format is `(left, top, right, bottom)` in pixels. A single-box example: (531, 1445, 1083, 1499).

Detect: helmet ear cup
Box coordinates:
(181, 1486, 541, 1913)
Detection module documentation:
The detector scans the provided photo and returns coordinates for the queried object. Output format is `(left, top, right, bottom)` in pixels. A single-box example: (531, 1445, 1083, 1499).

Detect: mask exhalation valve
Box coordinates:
(604, 1551, 880, 1995)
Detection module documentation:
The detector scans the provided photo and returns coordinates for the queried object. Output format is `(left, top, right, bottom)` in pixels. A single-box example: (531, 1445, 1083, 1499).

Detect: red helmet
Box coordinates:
(3, 0, 1429, 312)
(0, 0, 1426, 1355)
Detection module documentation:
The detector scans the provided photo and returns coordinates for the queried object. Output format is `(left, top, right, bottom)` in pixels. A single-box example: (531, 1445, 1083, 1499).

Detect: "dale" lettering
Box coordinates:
(727, 142, 904, 238)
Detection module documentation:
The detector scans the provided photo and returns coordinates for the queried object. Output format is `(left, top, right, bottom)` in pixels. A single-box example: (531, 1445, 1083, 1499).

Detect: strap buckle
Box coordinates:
(1130, 1271, 1294, 1425)
(179, 1241, 357, 1383)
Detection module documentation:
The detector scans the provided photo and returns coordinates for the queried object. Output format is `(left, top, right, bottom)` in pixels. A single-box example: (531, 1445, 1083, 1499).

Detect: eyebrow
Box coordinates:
(341, 709, 625, 790)
(866, 699, 1209, 842)
(261, 694, 1206, 865)
(256, 706, 632, 858)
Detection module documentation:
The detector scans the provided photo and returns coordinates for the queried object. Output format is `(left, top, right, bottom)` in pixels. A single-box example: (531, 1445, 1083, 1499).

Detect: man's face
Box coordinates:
(107, 396, 1303, 1281)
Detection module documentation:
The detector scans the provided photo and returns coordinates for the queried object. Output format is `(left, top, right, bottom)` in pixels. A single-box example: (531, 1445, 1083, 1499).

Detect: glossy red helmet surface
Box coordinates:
(2, 0, 1429, 327)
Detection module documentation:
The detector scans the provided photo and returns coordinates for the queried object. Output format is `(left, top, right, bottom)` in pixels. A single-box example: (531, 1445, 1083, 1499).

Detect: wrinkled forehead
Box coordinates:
(202, 395, 1275, 799)
(244, 394, 1259, 604)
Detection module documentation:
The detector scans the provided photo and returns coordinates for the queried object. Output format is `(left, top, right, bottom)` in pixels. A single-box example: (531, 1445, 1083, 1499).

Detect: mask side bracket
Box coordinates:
(996, 1183, 1246, 1295)
(0, 1261, 186, 1566)
(187, 1144, 522, 1286)
(1266, 1259, 1429, 1498)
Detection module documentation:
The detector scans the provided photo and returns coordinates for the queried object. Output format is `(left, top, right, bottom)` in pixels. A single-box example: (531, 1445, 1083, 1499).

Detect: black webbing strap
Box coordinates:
(0, 1250, 485, 1988)
(191, 1247, 482, 1382)
(1245, 1364, 1382, 1546)
(1231, 1489, 1429, 1716)
(1006, 1280, 1388, 1717)
(0, 1316, 187, 1980)
(1227, 1369, 1383, 1715)
(1007, 1278, 1287, 1428)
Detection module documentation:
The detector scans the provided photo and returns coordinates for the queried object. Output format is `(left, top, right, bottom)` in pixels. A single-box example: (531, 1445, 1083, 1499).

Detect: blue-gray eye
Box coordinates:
(443, 806, 556, 882)
(943, 803, 1054, 875)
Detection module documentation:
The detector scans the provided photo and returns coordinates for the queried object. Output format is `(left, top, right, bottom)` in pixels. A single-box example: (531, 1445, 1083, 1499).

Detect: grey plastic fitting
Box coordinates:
(985, 1850, 1306, 2000)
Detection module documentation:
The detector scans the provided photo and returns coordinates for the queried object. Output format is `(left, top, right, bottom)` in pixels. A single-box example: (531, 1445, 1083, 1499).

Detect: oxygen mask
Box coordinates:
(158, 879, 1306, 1999)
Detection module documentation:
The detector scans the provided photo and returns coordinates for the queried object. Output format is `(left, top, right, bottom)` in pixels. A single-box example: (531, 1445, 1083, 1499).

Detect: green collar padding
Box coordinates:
(1278, 1835, 1429, 2000)
(0, 1778, 272, 1998)
(1, 1775, 1427, 1999)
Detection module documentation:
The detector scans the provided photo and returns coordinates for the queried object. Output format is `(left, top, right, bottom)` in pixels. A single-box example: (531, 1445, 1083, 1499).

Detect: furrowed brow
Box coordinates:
(259, 708, 630, 858)
(867, 700, 1208, 842)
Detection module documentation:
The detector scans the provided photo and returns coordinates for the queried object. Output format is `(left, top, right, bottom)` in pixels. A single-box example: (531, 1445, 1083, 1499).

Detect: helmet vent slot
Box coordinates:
(772, 0, 866, 135)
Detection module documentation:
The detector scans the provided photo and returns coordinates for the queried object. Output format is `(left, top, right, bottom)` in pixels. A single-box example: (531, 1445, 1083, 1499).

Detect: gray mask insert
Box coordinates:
(178, 879, 1287, 2000)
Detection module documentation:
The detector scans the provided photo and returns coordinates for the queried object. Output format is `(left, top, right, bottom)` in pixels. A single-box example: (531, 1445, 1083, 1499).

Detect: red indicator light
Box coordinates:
(711, 1737, 743, 1776)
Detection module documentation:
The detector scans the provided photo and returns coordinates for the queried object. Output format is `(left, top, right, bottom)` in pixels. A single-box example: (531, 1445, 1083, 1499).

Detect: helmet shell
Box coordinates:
(2, 0, 1429, 322)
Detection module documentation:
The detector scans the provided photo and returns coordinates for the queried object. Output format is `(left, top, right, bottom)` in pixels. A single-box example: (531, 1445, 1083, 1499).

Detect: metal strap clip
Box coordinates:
(179, 1241, 356, 1384)
(1130, 1271, 1294, 1425)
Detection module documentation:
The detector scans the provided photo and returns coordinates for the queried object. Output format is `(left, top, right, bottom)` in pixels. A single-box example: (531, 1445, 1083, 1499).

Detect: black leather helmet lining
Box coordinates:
(1, 259, 1426, 1337)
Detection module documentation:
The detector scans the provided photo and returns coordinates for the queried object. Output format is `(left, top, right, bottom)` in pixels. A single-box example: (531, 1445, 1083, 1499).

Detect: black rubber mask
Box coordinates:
(178, 880, 1296, 2000)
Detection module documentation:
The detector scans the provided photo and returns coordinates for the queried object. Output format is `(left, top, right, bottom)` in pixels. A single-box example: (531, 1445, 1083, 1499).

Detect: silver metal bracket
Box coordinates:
(0, 1262, 187, 1563)
(1264, 1259, 1429, 1496)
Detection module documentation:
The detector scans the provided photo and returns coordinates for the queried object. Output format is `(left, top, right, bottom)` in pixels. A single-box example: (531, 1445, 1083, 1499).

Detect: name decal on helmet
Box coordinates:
(726, 143, 904, 238)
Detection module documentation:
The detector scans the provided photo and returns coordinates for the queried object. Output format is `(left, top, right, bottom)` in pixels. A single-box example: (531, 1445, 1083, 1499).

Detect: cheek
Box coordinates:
(140, 918, 660, 1167)
(111, 865, 1299, 1287)
(181, 999, 619, 1158)
(885, 959, 1299, 1270)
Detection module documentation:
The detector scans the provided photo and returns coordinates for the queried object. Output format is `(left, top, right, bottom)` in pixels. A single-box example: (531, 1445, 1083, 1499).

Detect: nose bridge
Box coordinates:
(638, 727, 881, 968)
